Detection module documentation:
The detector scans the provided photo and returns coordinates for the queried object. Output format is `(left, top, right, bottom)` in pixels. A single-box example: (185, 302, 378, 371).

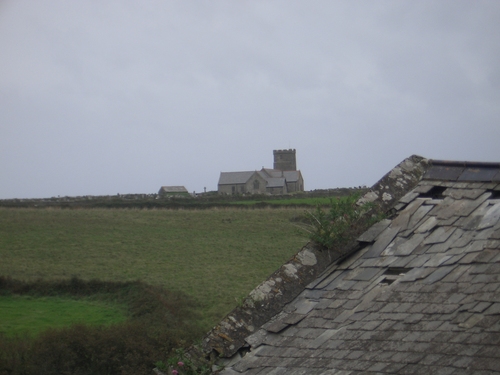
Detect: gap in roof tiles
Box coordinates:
(385, 267, 413, 275)
(487, 189, 500, 199)
(379, 267, 412, 286)
(418, 185, 447, 199)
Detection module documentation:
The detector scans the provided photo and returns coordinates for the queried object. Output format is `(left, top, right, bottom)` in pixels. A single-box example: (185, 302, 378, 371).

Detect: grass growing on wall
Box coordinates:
(0, 207, 308, 331)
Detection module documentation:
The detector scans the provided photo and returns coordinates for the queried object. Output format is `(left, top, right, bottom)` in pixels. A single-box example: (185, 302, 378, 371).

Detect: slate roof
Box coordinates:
(218, 171, 258, 185)
(260, 168, 302, 183)
(262, 177, 287, 189)
(213, 156, 500, 375)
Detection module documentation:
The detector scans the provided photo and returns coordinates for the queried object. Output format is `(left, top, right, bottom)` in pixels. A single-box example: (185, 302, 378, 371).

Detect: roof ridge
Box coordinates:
(195, 155, 429, 359)
(430, 159, 500, 168)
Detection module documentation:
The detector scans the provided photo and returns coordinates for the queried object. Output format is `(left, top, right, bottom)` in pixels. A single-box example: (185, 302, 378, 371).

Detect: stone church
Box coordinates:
(217, 149, 304, 195)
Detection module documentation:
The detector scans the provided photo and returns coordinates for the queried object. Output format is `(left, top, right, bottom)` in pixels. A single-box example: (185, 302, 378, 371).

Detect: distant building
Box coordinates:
(273, 148, 297, 171)
(218, 149, 304, 195)
(158, 186, 190, 197)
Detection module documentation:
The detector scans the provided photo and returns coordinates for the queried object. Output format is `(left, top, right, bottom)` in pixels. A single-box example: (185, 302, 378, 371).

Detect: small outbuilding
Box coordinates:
(157, 186, 190, 197)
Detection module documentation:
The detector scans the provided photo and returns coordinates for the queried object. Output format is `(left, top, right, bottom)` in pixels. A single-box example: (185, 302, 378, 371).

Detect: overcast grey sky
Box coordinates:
(1, 1, 499, 199)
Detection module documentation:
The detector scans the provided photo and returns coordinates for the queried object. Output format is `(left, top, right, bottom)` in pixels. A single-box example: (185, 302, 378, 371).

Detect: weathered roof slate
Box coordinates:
(260, 169, 302, 183)
(424, 160, 500, 182)
(213, 157, 500, 374)
(218, 171, 258, 185)
(263, 177, 286, 188)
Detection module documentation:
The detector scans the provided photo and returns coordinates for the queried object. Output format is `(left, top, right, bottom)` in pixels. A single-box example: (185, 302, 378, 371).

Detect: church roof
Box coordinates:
(218, 171, 259, 185)
(260, 168, 302, 182)
(262, 177, 287, 188)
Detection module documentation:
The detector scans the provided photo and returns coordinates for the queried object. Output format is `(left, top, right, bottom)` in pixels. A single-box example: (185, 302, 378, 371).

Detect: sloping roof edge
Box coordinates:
(195, 155, 430, 359)
(357, 154, 429, 212)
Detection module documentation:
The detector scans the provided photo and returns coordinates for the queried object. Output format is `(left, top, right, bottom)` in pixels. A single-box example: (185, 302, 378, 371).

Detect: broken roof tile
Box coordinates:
(427, 228, 465, 254)
(460, 249, 499, 264)
(292, 299, 320, 315)
(335, 245, 372, 270)
(447, 228, 473, 249)
(328, 279, 358, 292)
(399, 191, 421, 204)
(264, 320, 289, 334)
(399, 267, 435, 282)
(407, 204, 435, 230)
(362, 226, 401, 259)
(308, 269, 343, 290)
(437, 216, 459, 226)
(393, 233, 427, 255)
(456, 213, 486, 231)
(365, 255, 400, 268)
(478, 203, 500, 230)
(422, 253, 452, 267)
(475, 226, 498, 241)
(463, 240, 488, 254)
(380, 237, 405, 256)
(423, 226, 456, 245)
(444, 192, 492, 218)
(406, 254, 432, 268)
(415, 216, 438, 233)
(388, 255, 417, 268)
(444, 188, 487, 200)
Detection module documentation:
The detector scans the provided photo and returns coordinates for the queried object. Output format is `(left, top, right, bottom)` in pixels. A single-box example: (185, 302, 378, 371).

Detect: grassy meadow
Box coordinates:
(230, 196, 333, 206)
(0, 206, 309, 333)
(0, 295, 128, 337)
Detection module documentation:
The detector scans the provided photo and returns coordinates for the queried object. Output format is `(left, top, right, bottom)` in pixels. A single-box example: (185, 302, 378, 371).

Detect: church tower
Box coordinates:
(273, 149, 296, 171)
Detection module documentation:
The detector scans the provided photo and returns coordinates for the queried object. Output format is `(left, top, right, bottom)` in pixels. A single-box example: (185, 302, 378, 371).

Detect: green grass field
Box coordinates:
(0, 295, 128, 337)
(0, 207, 309, 332)
(230, 196, 333, 206)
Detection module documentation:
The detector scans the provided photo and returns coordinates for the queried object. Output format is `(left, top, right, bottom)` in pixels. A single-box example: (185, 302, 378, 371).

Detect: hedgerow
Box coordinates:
(0, 277, 202, 375)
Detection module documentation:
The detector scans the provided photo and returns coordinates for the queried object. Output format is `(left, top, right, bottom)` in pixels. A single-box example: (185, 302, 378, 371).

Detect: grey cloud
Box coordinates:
(1, 0, 499, 198)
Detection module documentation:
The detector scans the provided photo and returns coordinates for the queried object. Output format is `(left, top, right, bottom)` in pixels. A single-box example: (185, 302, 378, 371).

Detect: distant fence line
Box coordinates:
(0, 188, 368, 209)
